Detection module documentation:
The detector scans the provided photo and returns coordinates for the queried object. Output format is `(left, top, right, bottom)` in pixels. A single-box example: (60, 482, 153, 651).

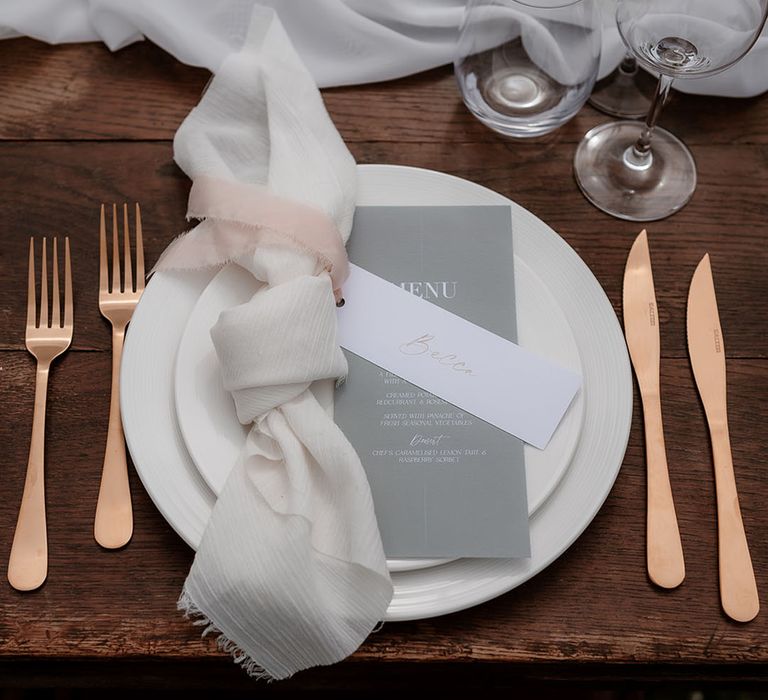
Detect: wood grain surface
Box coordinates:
(0, 37, 767, 688)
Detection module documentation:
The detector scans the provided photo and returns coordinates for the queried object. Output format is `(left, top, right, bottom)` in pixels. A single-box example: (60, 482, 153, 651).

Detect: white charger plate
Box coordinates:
(122, 164, 632, 621)
(174, 254, 584, 572)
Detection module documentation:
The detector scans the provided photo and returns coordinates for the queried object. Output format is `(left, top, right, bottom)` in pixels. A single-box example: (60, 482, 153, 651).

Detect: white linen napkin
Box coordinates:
(158, 7, 393, 680)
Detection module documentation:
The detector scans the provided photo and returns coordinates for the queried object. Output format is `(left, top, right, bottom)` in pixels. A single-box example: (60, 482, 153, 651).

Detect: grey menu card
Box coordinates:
(335, 205, 531, 559)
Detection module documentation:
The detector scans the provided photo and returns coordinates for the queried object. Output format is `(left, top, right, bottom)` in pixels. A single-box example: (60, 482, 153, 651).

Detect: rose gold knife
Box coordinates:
(687, 254, 759, 622)
(623, 229, 685, 589)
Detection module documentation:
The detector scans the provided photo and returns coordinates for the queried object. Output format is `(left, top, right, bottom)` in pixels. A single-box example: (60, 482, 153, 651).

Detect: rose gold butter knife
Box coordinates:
(687, 254, 759, 622)
(623, 230, 685, 589)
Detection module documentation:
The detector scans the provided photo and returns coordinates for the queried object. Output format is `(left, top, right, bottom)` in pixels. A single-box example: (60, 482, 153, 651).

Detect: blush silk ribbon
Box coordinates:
(155, 175, 350, 303)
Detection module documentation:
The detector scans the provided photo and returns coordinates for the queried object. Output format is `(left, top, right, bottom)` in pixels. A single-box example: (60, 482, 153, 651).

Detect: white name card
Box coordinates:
(337, 264, 581, 449)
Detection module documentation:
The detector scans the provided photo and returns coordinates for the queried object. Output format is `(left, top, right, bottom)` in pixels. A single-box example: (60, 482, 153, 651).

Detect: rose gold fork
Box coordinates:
(8, 237, 73, 591)
(94, 203, 144, 549)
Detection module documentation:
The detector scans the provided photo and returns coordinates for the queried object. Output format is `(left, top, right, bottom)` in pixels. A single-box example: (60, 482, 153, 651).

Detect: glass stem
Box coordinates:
(619, 53, 637, 75)
(628, 74, 674, 167)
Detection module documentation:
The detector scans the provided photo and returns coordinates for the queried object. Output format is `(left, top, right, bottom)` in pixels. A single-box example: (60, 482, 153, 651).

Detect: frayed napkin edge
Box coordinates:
(178, 587, 276, 682)
(177, 587, 387, 681)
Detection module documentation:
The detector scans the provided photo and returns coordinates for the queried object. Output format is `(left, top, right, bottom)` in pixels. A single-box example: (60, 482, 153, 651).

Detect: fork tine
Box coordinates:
(51, 238, 60, 327)
(135, 203, 145, 291)
(27, 238, 36, 328)
(64, 237, 73, 329)
(39, 237, 48, 328)
(112, 203, 121, 293)
(99, 204, 108, 294)
(123, 203, 133, 293)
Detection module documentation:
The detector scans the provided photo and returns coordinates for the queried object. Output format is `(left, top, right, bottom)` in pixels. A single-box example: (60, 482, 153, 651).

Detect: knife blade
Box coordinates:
(623, 229, 685, 589)
(687, 254, 759, 622)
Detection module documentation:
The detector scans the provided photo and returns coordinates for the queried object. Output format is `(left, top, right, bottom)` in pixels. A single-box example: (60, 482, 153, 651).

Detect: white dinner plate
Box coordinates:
(122, 164, 632, 621)
(174, 254, 585, 572)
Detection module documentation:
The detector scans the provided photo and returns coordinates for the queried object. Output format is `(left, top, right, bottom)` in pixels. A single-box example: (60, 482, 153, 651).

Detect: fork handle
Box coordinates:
(711, 422, 759, 622)
(642, 389, 685, 589)
(8, 365, 50, 591)
(94, 328, 133, 549)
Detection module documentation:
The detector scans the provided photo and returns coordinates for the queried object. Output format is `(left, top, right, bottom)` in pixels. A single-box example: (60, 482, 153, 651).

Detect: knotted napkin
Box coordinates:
(155, 8, 393, 680)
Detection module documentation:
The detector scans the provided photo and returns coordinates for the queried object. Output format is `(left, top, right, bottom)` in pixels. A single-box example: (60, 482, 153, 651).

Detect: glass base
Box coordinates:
(588, 63, 656, 119)
(573, 121, 696, 222)
(465, 63, 571, 138)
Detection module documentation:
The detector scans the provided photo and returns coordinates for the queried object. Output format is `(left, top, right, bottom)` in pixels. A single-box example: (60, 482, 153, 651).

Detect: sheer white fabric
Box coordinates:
(166, 9, 392, 679)
(1, 0, 766, 96)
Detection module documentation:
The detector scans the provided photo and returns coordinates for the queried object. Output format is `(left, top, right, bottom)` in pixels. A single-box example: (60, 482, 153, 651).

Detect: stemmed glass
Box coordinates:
(589, 53, 655, 118)
(574, 0, 768, 221)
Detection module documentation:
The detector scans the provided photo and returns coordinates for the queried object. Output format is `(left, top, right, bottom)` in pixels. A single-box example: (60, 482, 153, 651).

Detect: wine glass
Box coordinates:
(574, 0, 768, 221)
(454, 0, 602, 138)
(589, 53, 655, 118)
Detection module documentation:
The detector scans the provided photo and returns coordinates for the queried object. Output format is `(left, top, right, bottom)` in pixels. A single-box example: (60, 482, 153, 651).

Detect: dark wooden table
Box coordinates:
(0, 37, 766, 691)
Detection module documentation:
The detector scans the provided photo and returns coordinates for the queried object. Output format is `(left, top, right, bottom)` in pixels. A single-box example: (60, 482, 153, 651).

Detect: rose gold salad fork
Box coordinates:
(8, 237, 73, 591)
(94, 203, 144, 549)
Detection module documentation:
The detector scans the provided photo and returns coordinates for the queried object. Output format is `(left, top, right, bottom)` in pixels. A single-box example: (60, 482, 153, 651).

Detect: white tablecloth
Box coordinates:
(1, 0, 766, 96)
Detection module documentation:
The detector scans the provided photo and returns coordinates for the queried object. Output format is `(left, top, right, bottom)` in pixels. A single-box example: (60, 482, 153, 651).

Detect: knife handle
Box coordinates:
(711, 423, 759, 622)
(642, 390, 685, 589)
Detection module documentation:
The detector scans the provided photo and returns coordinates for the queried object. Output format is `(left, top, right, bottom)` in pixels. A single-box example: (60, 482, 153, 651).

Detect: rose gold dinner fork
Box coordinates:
(8, 237, 73, 591)
(94, 203, 144, 549)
